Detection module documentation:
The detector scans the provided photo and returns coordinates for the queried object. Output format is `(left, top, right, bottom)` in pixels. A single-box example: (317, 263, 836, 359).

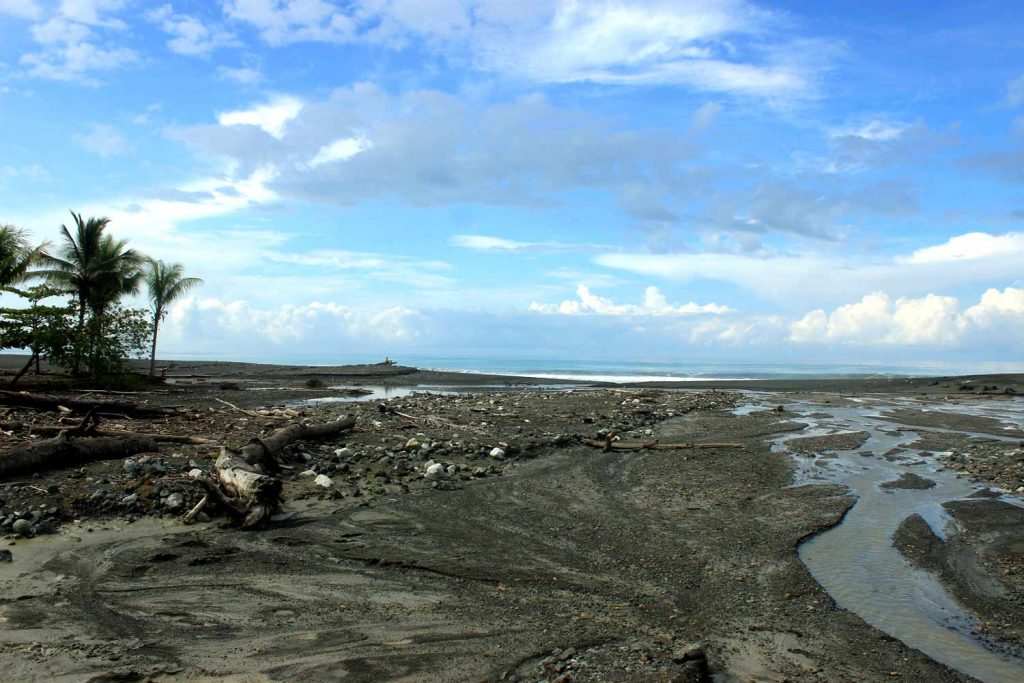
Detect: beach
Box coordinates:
(0, 357, 1022, 681)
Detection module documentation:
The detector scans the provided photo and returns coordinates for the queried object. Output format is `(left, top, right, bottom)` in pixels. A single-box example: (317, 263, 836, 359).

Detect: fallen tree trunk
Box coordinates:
(198, 415, 357, 528)
(583, 438, 744, 452)
(0, 390, 178, 418)
(0, 421, 214, 445)
(0, 431, 158, 478)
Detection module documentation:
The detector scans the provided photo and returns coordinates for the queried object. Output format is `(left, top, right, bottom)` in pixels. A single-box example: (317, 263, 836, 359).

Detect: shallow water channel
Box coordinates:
(750, 395, 1024, 682)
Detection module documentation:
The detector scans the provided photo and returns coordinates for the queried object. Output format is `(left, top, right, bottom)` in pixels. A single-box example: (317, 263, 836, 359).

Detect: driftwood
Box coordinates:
(0, 431, 158, 478)
(0, 390, 178, 418)
(583, 438, 744, 452)
(197, 415, 357, 528)
(378, 403, 483, 434)
(0, 420, 214, 445)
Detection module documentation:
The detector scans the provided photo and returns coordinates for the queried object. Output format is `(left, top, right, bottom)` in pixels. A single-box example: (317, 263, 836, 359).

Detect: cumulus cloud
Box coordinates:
(163, 297, 426, 352)
(19, 1, 137, 82)
(148, 4, 237, 56)
(902, 232, 1024, 264)
(529, 284, 728, 316)
(789, 288, 1024, 346)
(216, 95, 304, 138)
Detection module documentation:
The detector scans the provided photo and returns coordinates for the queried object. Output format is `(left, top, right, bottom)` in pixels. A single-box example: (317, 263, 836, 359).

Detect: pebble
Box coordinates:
(12, 519, 32, 537)
(489, 447, 506, 460)
(314, 474, 333, 488)
(424, 463, 445, 480)
(188, 468, 204, 478)
(164, 493, 185, 512)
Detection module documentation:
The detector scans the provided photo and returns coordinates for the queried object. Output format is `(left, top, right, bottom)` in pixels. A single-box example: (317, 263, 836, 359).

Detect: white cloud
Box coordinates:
(308, 136, 373, 167)
(74, 123, 128, 157)
(0, 164, 50, 181)
(902, 231, 1024, 264)
(449, 234, 596, 253)
(0, 0, 42, 20)
(219, 0, 828, 99)
(20, 1, 136, 82)
(595, 230, 1024, 307)
(222, 0, 355, 45)
(163, 297, 425, 350)
(789, 288, 1024, 346)
(529, 284, 728, 316)
(217, 95, 304, 138)
(58, 0, 127, 27)
(218, 65, 263, 84)
(148, 4, 237, 56)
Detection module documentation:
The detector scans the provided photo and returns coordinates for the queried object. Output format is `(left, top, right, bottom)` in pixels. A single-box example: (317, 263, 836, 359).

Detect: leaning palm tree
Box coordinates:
(144, 258, 202, 376)
(0, 224, 46, 291)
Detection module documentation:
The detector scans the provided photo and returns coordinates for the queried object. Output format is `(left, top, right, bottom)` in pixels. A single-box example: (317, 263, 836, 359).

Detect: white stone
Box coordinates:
(489, 447, 506, 459)
(314, 474, 333, 488)
(334, 447, 353, 457)
(188, 468, 204, 478)
(299, 469, 317, 477)
(424, 463, 445, 480)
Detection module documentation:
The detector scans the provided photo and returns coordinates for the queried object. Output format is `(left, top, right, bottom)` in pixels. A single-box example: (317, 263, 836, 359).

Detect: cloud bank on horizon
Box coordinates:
(1, 1, 1022, 366)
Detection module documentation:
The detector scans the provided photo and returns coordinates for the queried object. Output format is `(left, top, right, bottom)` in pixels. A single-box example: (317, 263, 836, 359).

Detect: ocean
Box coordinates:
(161, 353, 1024, 384)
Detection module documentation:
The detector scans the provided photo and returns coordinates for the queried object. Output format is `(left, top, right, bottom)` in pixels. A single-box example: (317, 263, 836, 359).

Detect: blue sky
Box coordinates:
(1, 1, 1023, 367)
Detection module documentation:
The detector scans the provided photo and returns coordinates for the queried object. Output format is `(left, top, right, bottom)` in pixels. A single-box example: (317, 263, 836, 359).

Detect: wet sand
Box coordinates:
(0, 357, 1022, 681)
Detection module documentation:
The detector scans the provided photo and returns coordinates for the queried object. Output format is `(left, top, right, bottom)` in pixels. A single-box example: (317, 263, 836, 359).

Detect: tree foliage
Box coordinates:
(0, 211, 197, 384)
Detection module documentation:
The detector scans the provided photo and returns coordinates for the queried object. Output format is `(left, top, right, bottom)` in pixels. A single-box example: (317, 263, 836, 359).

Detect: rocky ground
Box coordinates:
(0, 360, 1022, 681)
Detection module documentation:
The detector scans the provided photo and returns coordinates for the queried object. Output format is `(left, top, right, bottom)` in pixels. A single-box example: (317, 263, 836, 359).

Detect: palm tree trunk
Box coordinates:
(149, 312, 160, 376)
(74, 298, 86, 375)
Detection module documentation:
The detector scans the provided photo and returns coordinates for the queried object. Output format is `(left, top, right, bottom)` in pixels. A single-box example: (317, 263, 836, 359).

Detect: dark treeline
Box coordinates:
(0, 211, 201, 385)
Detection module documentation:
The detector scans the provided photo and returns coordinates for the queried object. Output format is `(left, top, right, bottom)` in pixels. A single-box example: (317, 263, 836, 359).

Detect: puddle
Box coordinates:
(760, 396, 1024, 683)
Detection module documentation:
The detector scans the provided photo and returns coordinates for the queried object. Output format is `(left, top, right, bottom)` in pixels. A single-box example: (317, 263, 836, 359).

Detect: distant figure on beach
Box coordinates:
(384, 357, 395, 366)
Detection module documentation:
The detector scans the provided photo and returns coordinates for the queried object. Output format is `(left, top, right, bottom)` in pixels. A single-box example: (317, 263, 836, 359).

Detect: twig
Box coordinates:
(182, 495, 208, 524)
(213, 397, 281, 420)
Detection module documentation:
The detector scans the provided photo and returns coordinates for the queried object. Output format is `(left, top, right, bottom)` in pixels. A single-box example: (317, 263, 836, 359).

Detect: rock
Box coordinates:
(164, 492, 185, 512)
(298, 469, 317, 477)
(122, 459, 140, 476)
(0, 549, 12, 562)
(424, 463, 445, 480)
(405, 438, 420, 449)
(489, 447, 506, 460)
(120, 493, 139, 505)
(12, 519, 33, 537)
(334, 447, 353, 458)
(880, 472, 937, 490)
(188, 468, 204, 478)
(35, 520, 57, 535)
(314, 474, 333, 488)
(671, 642, 706, 664)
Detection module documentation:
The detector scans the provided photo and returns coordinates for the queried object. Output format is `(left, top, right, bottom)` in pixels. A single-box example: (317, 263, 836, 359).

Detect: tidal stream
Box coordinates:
(751, 395, 1024, 683)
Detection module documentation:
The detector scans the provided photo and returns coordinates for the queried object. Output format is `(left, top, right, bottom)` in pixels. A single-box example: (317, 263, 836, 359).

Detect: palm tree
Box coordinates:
(0, 224, 45, 291)
(36, 211, 144, 373)
(144, 258, 202, 376)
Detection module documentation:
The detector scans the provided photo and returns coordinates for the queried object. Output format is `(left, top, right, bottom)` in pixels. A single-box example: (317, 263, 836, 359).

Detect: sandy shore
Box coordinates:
(0, 356, 1022, 681)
